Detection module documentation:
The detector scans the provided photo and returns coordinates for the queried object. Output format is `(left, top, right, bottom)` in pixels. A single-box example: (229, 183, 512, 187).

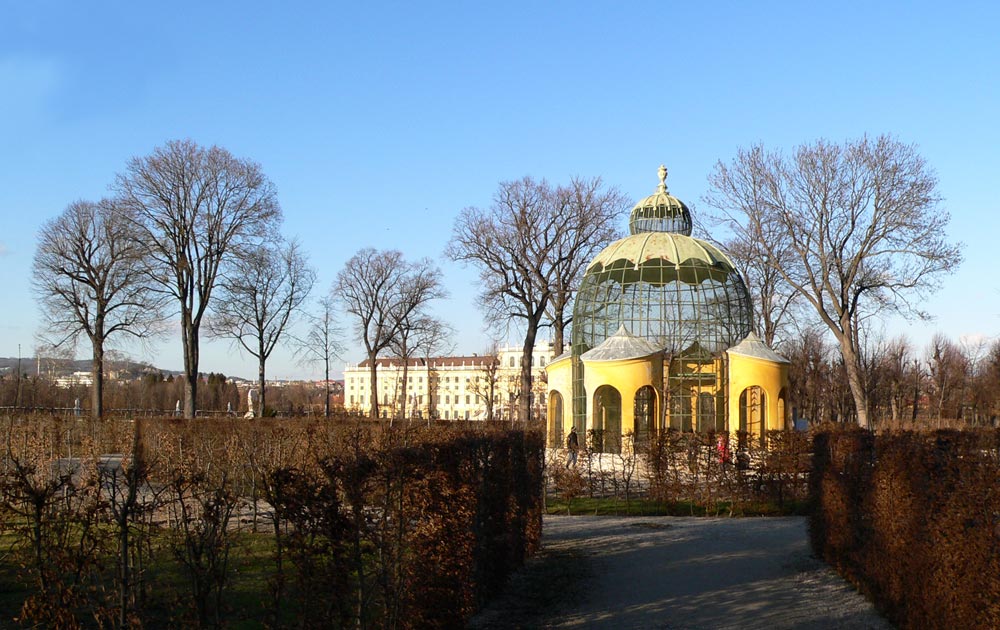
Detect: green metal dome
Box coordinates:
(586, 232, 738, 285)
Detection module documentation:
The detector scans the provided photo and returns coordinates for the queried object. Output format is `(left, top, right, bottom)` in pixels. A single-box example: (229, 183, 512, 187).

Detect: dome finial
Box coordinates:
(657, 164, 668, 193)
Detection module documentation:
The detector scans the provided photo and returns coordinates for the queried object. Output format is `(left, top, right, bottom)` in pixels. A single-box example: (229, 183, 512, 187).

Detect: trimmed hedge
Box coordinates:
(810, 428, 1000, 628)
(0, 415, 544, 628)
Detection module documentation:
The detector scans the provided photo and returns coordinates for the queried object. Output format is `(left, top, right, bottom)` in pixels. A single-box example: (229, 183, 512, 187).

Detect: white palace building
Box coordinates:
(343, 342, 557, 421)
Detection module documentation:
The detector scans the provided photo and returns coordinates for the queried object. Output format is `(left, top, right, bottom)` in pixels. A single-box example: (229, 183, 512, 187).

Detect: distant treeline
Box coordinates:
(0, 372, 336, 417)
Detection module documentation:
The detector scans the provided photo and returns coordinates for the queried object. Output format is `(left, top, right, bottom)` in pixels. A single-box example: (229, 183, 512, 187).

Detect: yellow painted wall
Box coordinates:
(547, 350, 790, 448)
(726, 353, 789, 433)
(545, 356, 573, 446)
(581, 355, 662, 436)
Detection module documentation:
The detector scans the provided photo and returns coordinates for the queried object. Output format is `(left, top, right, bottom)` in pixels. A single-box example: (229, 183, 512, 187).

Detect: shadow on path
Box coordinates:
(470, 516, 892, 630)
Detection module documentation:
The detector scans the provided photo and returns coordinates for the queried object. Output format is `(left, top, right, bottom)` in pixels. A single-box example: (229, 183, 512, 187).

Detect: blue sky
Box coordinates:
(2, 1, 998, 380)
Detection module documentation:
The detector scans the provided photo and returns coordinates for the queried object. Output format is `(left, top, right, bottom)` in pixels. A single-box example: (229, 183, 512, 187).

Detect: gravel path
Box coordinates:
(470, 515, 892, 630)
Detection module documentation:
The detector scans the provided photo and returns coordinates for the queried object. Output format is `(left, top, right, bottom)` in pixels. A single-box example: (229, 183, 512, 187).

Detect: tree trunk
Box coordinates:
(426, 360, 433, 421)
(520, 320, 539, 423)
(324, 354, 331, 418)
(838, 337, 870, 429)
(552, 319, 566, 357)
(487, 367, 496, 422)
(369, 354, 380, 419)
(399, 360, 409, 421)
(92, 336, 104, 420)
(182, 316, 199, 419)
(258, 352, 267, 419)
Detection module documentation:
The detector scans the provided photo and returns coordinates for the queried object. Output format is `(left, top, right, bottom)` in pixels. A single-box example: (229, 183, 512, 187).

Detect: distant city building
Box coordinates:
(55, 371, 94, 388)
(343, 343, 557, 420)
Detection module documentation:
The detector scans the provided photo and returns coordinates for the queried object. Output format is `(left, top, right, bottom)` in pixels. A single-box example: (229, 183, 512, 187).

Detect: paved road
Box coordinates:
(470, 515, 892, 630)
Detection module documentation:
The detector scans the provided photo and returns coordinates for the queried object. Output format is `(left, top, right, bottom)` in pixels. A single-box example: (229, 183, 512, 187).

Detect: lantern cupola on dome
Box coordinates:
(628, 164, 693, 236)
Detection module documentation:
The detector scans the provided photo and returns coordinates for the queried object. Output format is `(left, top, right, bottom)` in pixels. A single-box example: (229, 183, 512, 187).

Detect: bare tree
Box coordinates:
(784, 327, 846, 424)
(115, 139, 281, 418)
(706, 136, 963, 428)
(32, 199, 165, 418)
(701, 158, 802, 348)
(209, 239, 315, 416)
(709, 234, 799, 348)
(449, 176, 618, 422)
(386, 261, 447, 421)
(336, 249, 403, 420)
(545, 178, 627, 353)
(979, 340, 1000, 426)
(958, 335, 991, 425)
(879, 336, 917, 425)
(419, 319, 454, 422)
(469, 342, 501, 421)
(926, 333, 968, 422)
(389, 316, 451, 421)
(294, 296, 344, 418)
(335, 249, 445, 419)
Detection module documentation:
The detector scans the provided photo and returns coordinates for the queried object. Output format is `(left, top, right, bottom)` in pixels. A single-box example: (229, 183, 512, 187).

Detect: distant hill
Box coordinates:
(0, 357, 183, 379)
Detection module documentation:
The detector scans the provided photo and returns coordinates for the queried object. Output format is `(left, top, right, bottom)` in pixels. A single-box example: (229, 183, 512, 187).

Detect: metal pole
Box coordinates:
(16, 344, 22, 409)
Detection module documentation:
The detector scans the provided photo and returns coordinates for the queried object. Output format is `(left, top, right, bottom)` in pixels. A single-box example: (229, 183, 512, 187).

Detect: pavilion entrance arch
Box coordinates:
(593, 385, 622, 454)
(738, 385, 767, 447)
(548, 391, 564, 446)
(633, 385, 656, 451)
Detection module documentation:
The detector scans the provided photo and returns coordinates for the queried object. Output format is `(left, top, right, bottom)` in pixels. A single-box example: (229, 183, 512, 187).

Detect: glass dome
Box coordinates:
(572, 233, 752, 356)
(572, 165, 752, 357)
(571, 166, 753, 431)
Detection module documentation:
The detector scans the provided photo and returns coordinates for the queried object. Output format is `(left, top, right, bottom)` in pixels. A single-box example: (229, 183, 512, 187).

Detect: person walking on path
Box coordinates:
(566, 426, 579, 468)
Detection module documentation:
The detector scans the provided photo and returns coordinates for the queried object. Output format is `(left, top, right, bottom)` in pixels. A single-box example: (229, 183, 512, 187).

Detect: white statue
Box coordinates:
(244, 388, 259, 419)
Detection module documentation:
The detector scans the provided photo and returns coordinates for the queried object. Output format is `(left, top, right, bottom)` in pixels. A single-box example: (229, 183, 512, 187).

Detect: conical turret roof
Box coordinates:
(581, 325, 663, 362)
(726, 332, 790, 364)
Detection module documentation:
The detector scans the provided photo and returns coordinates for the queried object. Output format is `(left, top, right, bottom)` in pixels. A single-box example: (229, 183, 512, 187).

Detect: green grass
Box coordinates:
(0, 527, 296, 628)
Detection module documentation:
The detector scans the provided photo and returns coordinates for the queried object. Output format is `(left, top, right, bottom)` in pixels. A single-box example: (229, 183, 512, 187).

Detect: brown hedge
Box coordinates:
(810, 428, 1000, 628)
(0, 415, 544, 629)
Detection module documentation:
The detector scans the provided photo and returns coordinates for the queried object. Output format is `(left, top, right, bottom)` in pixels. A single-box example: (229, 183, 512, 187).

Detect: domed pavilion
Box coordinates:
(545, 166, 790, 452)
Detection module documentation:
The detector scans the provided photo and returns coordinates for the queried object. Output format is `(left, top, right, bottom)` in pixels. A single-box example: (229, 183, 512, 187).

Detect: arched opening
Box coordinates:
(548, 391, 564, 446)
(593, 385, 622, 453)
(634, 386, 656, 450)
(697, 392, 719, 433)
(739, 386, 767, 446)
